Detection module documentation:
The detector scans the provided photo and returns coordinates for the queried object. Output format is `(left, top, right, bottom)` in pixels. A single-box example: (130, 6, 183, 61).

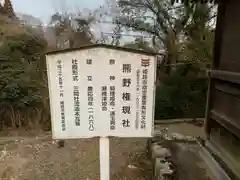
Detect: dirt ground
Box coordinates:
(155, 122, 205, 138)
(159, 141, 214, 180)
(153, 123, 214, 180)
(0, 134, 151, 180)
(0, 122, 212, 180)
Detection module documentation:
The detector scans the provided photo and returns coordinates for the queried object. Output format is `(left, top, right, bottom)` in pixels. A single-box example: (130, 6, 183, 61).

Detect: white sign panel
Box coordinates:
(46, 46, 156, 139)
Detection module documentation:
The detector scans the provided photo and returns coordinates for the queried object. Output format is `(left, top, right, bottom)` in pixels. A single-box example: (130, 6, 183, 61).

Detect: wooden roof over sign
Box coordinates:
(46, 43, 164, 56)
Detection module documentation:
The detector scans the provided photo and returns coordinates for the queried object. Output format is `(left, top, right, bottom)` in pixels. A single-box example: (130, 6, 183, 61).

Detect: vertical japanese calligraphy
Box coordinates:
(101, 86, 107, 111)
(110, 76, 115, 81)
(122, 64, 131, 73)
(141, 68, 148, 129)
(141, 58, 150, 67)
(73, 86, 80, 126)
(109, 59, 115, 65)
(110, 86, 115, 106)
(109, 86, 116, 130)
(72, 58, 79, 81)
(88, 86, 94, 131)
(109, 60, 116, 130)
(122, 92, 131, 101)
(60, 101, 65, 131)
(72, 58, 80, 127)
(122, 78, 131, 87)
(121, 63, 132, 128)
(86, 59, 92, 65)
(122, 119, 130, 127)
(47, 48, 156, 139)
(135, 69, 140, 129)
(87, 76, 92, 81)
(57, 60, 66, 131)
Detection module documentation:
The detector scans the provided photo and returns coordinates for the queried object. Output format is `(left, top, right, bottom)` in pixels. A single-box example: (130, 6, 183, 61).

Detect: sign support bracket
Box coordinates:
(100, 136, 110, 180)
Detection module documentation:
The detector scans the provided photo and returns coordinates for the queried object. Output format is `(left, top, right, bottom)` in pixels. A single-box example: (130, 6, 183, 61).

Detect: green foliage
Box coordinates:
(1, 32, 46, 61)
(123, 38, 155, 52)
(0, 24, 48, 129)
(182, 27, 214, 70)
(0, 1, 216, 131)
(115, 0, 216, 74)
(155, 65, 208, 120)
(50, 12, 95, 48)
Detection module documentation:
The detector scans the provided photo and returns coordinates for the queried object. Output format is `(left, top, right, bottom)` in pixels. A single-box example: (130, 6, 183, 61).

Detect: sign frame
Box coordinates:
(46, 44, 160, 180)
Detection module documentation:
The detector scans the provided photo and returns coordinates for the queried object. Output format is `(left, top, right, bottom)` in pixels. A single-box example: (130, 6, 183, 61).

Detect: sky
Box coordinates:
(8, 0, 137, 43)
(11, 0, 106, 23)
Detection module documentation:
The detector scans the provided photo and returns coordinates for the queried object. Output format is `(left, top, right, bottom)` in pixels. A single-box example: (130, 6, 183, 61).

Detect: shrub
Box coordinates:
(154, 65, 208, 120)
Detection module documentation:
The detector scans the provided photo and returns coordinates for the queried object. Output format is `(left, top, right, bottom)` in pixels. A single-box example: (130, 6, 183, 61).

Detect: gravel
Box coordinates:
(0, 135, 152, 180)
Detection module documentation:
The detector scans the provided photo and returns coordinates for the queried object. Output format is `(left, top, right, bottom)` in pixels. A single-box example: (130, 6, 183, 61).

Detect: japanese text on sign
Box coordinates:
(57, 60, 66, 131)
(102, 86, 108, 111)
(136, 69, 141, 129)
(46, 47, 156, 138)
(88, 86, 94, 131)
(109, 86, 116, 130)
(73, 86, 80, 126)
